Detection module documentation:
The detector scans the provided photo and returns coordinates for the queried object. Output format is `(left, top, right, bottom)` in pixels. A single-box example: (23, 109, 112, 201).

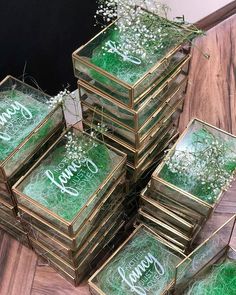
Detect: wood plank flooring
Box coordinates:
(0, 14, 236, 295)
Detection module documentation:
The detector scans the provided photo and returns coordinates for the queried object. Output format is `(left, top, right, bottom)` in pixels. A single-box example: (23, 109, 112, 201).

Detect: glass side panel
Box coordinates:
(16, 128, 124, 228)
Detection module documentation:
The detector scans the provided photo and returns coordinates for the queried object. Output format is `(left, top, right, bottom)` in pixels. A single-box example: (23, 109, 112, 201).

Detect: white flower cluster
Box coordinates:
(65, 131, 98, 162)
(166, 131, 236, 202)
(47, 89, 70, 109)
(96, 0, 170, 61)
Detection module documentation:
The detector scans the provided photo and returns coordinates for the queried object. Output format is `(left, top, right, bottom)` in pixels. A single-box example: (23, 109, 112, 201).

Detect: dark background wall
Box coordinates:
(0, 1, 98, 95)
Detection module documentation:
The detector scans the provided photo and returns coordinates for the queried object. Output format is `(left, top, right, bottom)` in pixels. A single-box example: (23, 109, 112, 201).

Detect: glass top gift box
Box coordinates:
(148, 118, 236, 220)
(0, 75, 65, 204)
(72, 7, 197, 108)
(88, 224, 187, 295)
(13, 126, 126, 236)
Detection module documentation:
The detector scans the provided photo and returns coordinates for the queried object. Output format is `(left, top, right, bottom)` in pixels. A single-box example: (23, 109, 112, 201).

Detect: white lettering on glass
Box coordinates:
(106, 40, 142, 65)
(118, 252, 165, 295)
(0, 101, 32, 141)
(45, 158, 99, 197)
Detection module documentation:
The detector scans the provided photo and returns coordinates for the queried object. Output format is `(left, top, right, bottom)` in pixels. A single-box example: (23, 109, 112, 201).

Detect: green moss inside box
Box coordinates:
(75, 9, 196, 105)
(90, 226, 184, 295)
(0, 76, 63, 179)
(16, 129, 123, 223)
(159, 120, 236, 204)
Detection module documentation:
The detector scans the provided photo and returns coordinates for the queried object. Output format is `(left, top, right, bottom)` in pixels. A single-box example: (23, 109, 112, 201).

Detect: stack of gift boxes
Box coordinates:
(138, 118, 236, 253)
(0, 75, 65, 247)
(0, 75, 127, 285)
(72, 12, 193, 188)
(12, 125, 127, 285)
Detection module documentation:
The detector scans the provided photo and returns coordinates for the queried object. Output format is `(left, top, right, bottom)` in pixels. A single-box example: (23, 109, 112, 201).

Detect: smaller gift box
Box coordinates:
(13, 126, 126, 237)
(72, 7, 193, 108)
(174, 214, 236, 294)
(145, 184, 206, 227)
(88, 224, 187, 295)
(148, 118, 236, 219)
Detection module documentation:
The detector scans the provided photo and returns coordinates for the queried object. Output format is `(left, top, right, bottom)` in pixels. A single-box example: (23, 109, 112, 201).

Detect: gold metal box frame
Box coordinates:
(81, 80, 186, 149)
(150, 118, 236, 218)
(13, 126, 127, 237)
(72, 7, 193, 108)
(0, 75, 65, 183)
(83, 113, 177, 167)
(0, 121, 66, 206)
(17, 171, 126, 250)
(28, 198, 125, 268)
(30, 212, 126, 285)
(88, 224, 187, 295)
(0, 198, 17, 217)
(127, 131, 179, 184)
(78, 55, 190, 132)
(138, 210, 191, 251)
(25, 178, 125, 266)
(173, 215, 236, 294)
(0, 217, 30, 247)
(140, 188, 201, 238)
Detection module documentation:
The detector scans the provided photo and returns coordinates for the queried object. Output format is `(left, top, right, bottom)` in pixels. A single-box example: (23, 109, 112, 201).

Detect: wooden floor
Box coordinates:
(1, 15, 236, 295)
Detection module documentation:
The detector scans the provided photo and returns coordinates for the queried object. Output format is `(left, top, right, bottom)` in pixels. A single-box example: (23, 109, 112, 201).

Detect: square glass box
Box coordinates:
(0, 75, 65, 182)
(81, 80, 186, 149)
(173, 214, 236, 294)
(24, 180, 125, 267)
(18, 174, 126, 250)
(72, 7, 194, 108)
(78, 55, 190, 132)
(150, 118, 236, 218)
(30, 209, 126, 284)
(13, 126, 126, 237)
(140, 189, 201, 238)
(145, 184, 206, 227)
(88, 224, 187, 295)
(138, 210, 191, 251)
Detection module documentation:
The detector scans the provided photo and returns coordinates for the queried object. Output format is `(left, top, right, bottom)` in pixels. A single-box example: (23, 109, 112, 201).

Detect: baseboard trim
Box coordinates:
(195, 1, 236, 30)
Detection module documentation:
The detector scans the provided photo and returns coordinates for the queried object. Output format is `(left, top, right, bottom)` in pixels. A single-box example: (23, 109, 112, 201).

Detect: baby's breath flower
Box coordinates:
(47, 89, 70, 109)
